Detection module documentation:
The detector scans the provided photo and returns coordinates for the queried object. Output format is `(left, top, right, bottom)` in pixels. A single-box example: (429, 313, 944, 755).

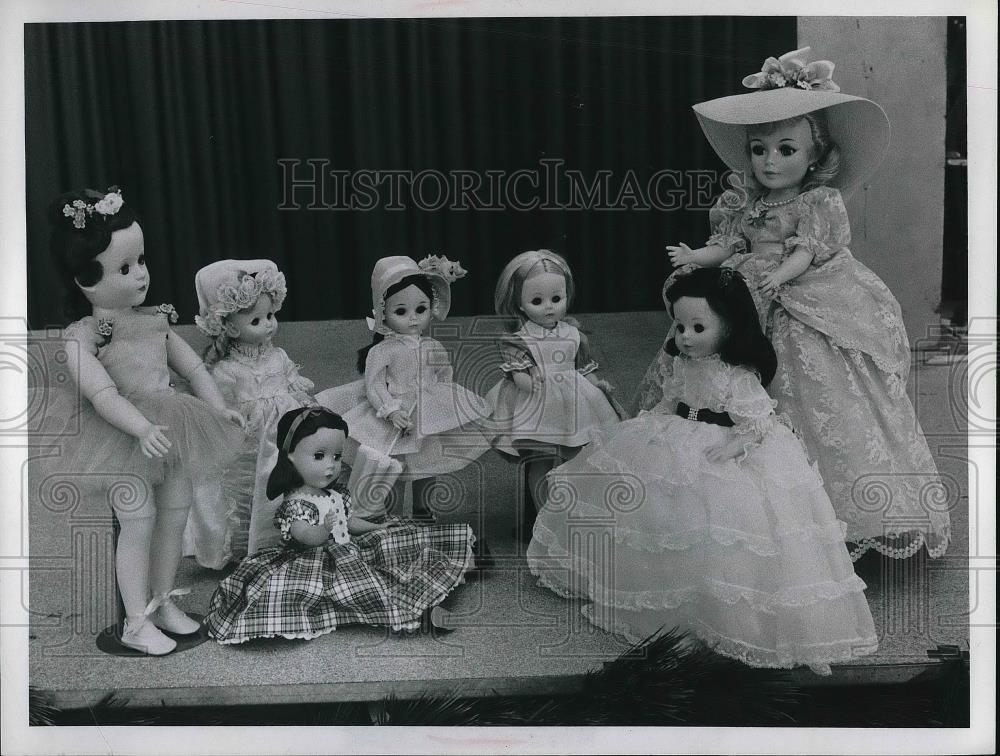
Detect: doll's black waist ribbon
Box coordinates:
(675, 401, 735, 427)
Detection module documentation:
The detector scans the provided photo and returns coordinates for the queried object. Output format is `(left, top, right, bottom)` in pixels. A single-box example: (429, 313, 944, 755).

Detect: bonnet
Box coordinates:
(367, 255, 467, 336)
(195, 259, 287, 337)
(693, 47, 891, 196)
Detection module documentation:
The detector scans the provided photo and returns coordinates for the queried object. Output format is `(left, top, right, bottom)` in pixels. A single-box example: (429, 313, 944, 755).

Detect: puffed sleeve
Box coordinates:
(364, 342, 401, 418)
(641, 349, 680, 415)
(497, 334, 535, 374)
(63, 317, 103, 357)
(705, 191, 749, 255)
(727, 367, 778, 456)
(274, 497, 321, 544)
(784, 186, 852, 265)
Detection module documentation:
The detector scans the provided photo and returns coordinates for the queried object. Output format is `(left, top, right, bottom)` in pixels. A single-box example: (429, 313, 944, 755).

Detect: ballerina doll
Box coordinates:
(643, 47, 950, 561)
(486, 250, 623, 538)
(318, 255, 492, 522)
(528, 267, 878, 674)
(205, 407, 475, 642)
(45, 187, 244, 655)
(184, 259, 317, 567)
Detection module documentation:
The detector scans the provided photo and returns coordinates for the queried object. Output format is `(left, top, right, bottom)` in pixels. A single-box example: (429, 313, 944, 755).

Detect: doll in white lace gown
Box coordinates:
(184, 260, 317, 565)
(528, 268, 878, 674)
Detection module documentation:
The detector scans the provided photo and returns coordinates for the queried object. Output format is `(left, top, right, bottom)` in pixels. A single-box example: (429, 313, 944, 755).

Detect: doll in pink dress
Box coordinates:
(319, 255, 491, 521)
(486, 250, 623, 539)
(44, 187, 244, 655)
(639, 47, 950, 561)
(184, 259, 317, 567)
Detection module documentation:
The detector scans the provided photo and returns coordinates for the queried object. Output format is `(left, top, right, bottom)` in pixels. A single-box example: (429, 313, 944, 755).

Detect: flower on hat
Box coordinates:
(742, 47, 840, 93)
(195, 269, 287, 338)
(418, 254, 467, 283)
(61, 187, 125, 230)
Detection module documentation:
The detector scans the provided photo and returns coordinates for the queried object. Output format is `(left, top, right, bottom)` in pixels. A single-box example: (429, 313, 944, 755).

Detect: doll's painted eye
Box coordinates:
(267, 312, 274, 320)
(313, 452, 324, 460)
(394, 308, 407, 316)
(333, 454, 342, 461)
(780, 145, 798, 156)
(137, 254, 146, 266)
(531, 297, 543, 306)
(693, 324, 705, 333)
(676, 324, 685, 333)
(750, 144, 765, 156)
(552, 295, 562, 303)
(415, 305, 428, 314)
(251, 317, 260, 326)
(119, 263, 130, 275)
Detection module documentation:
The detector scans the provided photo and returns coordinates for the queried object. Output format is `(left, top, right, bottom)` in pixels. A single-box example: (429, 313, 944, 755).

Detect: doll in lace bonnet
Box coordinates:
(528, 267, 878, 674)
(184, 259, 319, 567)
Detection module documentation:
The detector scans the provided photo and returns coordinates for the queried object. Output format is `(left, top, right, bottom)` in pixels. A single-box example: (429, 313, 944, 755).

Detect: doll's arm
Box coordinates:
(706, 369, 777, 462)
(277, 348, 315, 393)
(347, 515, 383, 535)
(67, 343, 168, 455)
(166, 329, 238, 417)
(665, 242, 734, 269)
(364, 345, 400, 417)
(209, 360, 242, 408)
(758, 248, 814, 297)
(276, 499, 330, 546)
(288, 519, 332, 547)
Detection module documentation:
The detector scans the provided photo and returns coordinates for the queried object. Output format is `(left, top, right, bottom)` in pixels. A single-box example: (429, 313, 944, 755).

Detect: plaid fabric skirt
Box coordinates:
(205, 520, 474, 643)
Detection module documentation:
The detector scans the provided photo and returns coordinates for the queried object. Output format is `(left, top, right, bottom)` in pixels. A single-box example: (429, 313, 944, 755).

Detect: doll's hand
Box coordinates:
(704, 439, 743, 463)
(666, 243, 696, 268)
(511, 372, 535, 394)
(291, 375, 314, 393)
(138, 424, 172, 458)
(758, 272, 784, 298)
(388, 410, 413, 432)
(323, 510, 336, 532)
(221, 409, 245, 428)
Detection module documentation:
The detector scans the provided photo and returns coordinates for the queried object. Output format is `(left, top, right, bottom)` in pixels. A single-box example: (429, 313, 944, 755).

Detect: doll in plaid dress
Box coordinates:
(205, 407, 475, 642)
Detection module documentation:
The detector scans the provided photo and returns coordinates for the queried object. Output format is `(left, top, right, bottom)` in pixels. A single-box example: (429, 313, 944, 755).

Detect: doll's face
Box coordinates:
(673, 296, 726, 359)
(748, 118, 814, 198)
(289, 427, 345, 490)
(226, 294, 277, 345)
(519, 270, 567, 329)
(383, 284, 432, 336)
(77, 222, 149, 310)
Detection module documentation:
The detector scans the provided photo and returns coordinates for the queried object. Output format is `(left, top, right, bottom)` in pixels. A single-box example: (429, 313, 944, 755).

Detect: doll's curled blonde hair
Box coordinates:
(494, 249, 575, 333)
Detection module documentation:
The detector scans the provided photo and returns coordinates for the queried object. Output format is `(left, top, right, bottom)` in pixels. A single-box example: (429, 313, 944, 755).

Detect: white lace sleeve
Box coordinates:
(727, 368, 777, 455)
(644, 350, 680, 415)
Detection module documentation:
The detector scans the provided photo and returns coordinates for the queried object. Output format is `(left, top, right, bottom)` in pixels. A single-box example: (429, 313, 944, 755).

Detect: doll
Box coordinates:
(184, 259, 317, 567)
(320, 255, 491, 522)
(45, 187, 244, 655)
(205, 407, 475, 642)
(642, 47, 950, 561)
(528, 267, 878, 674)
(486, 250, 623, 538)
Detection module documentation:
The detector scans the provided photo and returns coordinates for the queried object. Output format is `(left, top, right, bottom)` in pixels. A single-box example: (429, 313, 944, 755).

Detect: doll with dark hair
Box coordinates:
(205, 406, 476, 642)
(43, 187, 244, 656)
(527, 267, 878, 675)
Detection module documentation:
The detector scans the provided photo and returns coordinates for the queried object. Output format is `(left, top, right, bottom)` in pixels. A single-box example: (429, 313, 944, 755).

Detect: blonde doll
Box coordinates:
(324, 255, 491, 521)
(184, 259, 317, 566)
(45, 187, 244, 655)
(646, 47, 951, 561)
(205, 407, 473, 642)
(486, 250, 623, 538)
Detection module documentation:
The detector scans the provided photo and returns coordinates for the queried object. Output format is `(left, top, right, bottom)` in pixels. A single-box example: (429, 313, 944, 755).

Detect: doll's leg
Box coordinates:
(522, 446, 575, 539)
(115, 506, 177, 655)
(411, 476, 437, 522)
(148, 471, 201, 635)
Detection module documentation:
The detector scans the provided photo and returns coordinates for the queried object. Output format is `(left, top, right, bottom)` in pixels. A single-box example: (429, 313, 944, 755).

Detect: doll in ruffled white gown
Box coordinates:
(185, 259, 317, 565)
(318, 255, 491, 521)
(641, 47, 950, 561)
(528, 267, 878, 674)
(43, 187, 244, 655)
(486, 250, 623, 538)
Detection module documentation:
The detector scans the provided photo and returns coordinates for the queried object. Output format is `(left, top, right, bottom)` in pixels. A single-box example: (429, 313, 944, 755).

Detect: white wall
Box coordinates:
(798, 17, 948, 343)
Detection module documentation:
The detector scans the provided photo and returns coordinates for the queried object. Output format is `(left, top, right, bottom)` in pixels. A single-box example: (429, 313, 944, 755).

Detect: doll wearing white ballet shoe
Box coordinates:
(46, 187, 245, 655)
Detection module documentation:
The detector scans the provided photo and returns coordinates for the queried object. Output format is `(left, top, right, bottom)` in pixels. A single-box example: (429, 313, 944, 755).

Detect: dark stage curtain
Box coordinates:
(25, 18, 795, 328)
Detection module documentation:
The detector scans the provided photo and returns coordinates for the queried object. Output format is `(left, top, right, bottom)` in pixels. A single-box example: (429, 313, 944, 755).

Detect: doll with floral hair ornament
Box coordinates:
(318, 255, 491, 522)
(486, 250, 624, 538)
(642, 47, 950, 561)
(44, 187, 244, 656)
(205, 406, 474, 643)
(184, 259, 318, 566)
(529, 267, 878, 675)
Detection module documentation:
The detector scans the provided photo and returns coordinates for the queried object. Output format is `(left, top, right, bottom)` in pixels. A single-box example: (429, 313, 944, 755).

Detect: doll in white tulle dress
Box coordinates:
(528, 267, 878, 674)
(184, 259, 317, 565)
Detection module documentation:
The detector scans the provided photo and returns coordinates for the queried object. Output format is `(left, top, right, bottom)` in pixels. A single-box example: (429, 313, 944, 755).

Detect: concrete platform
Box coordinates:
(24, 313, 971, 709)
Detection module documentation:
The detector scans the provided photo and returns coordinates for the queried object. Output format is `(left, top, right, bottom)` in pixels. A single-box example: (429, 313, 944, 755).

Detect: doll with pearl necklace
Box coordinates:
(205, 406, 474, 643)
(646, 47, 950, 561)
(184, 259, 318, 568)
(486, 250, 624, 539)
(44, 187, 244, 656)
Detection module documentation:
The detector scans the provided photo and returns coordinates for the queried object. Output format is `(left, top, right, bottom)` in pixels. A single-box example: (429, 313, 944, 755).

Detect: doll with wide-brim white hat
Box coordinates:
(642, 47, 950, 561)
